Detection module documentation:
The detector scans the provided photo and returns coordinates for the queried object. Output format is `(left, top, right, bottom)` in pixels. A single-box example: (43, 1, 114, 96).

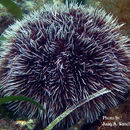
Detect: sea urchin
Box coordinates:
(0, 2, 129, 128)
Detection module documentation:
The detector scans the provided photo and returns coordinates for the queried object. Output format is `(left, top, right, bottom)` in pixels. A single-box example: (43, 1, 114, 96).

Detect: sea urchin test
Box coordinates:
(0, 3, 129, 127)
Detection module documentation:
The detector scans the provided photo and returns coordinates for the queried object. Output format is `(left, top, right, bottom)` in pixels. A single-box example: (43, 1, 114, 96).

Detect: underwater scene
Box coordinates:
(0, 0, 130, 130)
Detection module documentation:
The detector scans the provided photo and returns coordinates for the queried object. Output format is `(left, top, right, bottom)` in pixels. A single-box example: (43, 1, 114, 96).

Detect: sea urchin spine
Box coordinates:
(0, 2, 130, 128)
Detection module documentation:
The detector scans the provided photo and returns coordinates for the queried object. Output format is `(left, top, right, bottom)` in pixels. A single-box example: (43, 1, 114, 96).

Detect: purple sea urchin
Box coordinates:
(0, 2, 130, 128)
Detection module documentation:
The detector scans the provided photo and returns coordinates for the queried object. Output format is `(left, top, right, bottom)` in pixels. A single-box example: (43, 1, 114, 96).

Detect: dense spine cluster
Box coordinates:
(0, 3, 129, 127)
